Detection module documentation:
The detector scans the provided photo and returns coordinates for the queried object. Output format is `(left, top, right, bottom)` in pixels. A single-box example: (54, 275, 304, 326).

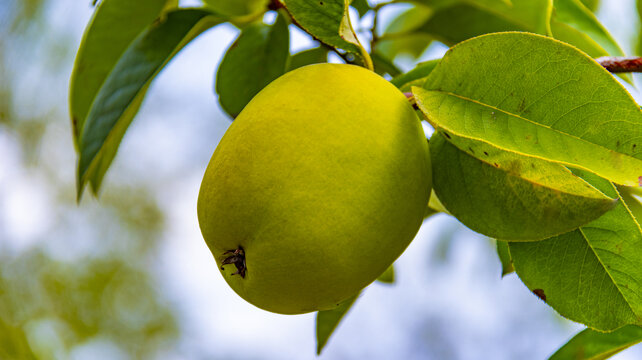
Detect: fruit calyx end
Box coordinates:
(221, 247, 246, 278)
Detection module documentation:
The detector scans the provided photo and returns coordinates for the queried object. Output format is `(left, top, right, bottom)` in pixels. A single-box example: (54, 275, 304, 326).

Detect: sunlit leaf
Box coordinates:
(77, 9, 225, 198)
(287, 46, 328, 71)
(281, 0, 372, 69)
(495, 240, 514, 277)
(413, 32, 642, 186)
(216, 13, 290, 118)
(510, 171, 642, 331)
(376, 265, 395, 284)
(549, 325, 642, 360)
(69, 0, 173, 149)
(430, 131, 616, 240)
(316, 294, 358, 354)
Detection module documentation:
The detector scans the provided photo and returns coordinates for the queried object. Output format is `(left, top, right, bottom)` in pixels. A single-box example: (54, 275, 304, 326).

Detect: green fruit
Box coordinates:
(197, 63, 431, 314)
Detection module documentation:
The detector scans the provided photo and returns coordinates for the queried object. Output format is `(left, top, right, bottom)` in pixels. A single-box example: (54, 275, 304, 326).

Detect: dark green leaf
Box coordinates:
(510, 171, 642, 331)
(371, 52, 401, 76)
(216, 14, 290, 118)
(495, 240, 514, 277)
(77, 9, 224, 198)
(390, 59, 439, 92)
(579, 0, 599, 11)
(287, 46, 328, 71)
(376, 265, 395, 284)
(281, 0, 372, 69)
(413, 32, 642, 186)
(316, 294, 359, 354)
(549, 325, 642, 360)
(70, 0, 173, 149)
(430, 131, 616, 240)
(350, 0, 371, 18)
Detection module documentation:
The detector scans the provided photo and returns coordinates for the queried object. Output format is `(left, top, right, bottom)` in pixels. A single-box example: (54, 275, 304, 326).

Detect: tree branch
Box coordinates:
(596, 57, 642, 73)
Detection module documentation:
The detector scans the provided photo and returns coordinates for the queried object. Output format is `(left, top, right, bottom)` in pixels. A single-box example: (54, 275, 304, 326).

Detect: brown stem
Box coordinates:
(596, 56, 642, 73)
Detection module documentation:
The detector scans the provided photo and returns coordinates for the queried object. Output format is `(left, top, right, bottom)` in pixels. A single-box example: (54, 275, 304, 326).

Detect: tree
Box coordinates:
(70, 0, 642, 358)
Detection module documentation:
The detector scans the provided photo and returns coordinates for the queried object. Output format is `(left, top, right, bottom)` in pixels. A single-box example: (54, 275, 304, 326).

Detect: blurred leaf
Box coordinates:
(429, 131, 616, 240)
(495, 240, 514, 277)
(374, 33, 433, 62)
(70, 0, 172, 149)
(316, 294, 358, 354)
(287, 46, 328, 71)
(371, 52, 401, 76)
(413, 32, 642, 186)
(281, 0, 373, 69)
(415, 0, 552, 46)
(376, 265, 395, 284)
(203, 0, 268, 20)
(579, 0, 599, 11)
(0, 317, 37, 360)
(76, 8, 224, 199)
(216, 14, 290, 118)
(391, 58, 439, 91)
(550, 0, 630, 84)
(549, 325, 642, 360)
(381, 3, 433, 36)
(510, 171, 642, 331)
(350, 0, 371, 18)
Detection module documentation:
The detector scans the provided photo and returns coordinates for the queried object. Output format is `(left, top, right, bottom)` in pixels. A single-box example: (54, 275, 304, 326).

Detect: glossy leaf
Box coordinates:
(316, 294, 358, 354)
(414, 32, 642, 187)
(376, 265, 395, 284)
(510, 171, 642, 331)
(70, 0, 172, 149)
(391, 59, 439, 92)
(430, 131, 616, 240)
(287, 46, 328, 71)
(549, 325, 642, 360)
(77, 9, 224, 198)
(495, 240, 514, 277)
(216, 14, 290, 118)
(281, 0, 373, 69)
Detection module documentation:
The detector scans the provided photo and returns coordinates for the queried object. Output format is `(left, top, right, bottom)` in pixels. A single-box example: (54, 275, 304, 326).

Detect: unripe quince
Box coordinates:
(198, 63, 431, 314)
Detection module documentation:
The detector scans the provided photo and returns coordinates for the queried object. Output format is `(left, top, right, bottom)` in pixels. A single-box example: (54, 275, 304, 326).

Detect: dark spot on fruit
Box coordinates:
(221, 246, 247, 278)
(533, 289, 546, 302)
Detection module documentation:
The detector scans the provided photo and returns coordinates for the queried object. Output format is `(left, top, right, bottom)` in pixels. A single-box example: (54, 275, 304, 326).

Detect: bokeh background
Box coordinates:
(2, 0, 642, 359)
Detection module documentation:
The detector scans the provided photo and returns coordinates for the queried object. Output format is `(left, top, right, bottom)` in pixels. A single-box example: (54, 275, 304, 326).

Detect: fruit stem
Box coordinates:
(221, 247, 247, 278)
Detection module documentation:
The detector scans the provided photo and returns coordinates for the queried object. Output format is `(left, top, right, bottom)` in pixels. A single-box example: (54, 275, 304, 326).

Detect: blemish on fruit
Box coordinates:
(443, 133, 451, 139)
(221, 247, 247, 278)
(533, 289, 546, 302)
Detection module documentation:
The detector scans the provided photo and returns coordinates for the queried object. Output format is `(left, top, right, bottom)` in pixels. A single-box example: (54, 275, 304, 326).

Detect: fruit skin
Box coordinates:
(197, 63, 431, 314)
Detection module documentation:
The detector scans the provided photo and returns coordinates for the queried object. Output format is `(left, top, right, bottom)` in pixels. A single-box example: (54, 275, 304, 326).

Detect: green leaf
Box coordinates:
(413, 32, 642, 187)
(376, 265, 395, 284)
(415, 0, 552, 46)
(510, 170, 642, 331)
(281, 0, 373, 69)
(549, 325, 642, 360)
(77, 9, 224, 198)
(350, 0, 371, 18)
(371, 52, 401, 77)
(316, 294, 359, 354)
(495, 240, 514, 277)
(429, 131, 616, 240)
(374, 34, 433, 62)
(287, 46, 328, 71)
(203, 0, 268, 19)
(579, 0, 600, 11)
(216, 14, 290, 118)
(70, 0, 172, 149)
(550, 0, 630, 86)
(391, 59, 439, 92)
(619, 186, 642, 222)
